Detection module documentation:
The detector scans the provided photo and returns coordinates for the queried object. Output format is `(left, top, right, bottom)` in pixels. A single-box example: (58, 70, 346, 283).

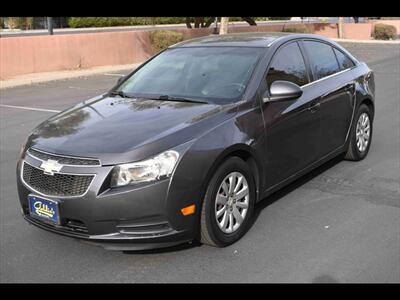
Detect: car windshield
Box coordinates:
(115, 47, 265, 104)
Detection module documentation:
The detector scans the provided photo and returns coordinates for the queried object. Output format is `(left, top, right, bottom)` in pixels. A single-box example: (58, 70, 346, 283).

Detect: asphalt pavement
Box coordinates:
(0, 43, 399, 283)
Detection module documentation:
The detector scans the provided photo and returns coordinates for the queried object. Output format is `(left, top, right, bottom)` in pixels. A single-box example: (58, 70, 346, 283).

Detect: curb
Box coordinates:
(333, 38, 400, 44)
(0, 64, 141, 89)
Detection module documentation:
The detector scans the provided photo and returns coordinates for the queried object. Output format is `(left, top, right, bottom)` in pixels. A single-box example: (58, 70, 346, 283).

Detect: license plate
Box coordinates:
(28, 195, 60, 224)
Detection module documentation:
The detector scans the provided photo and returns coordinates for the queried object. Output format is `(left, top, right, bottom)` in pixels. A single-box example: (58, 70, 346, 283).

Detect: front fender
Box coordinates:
(165, 101, 265, 234)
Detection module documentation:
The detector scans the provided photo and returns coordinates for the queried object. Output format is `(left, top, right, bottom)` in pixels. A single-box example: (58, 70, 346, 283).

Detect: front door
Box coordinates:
(261, 41, 321, 189)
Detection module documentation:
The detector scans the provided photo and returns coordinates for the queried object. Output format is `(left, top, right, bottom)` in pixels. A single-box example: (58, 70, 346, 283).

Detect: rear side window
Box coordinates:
(333, 48, 355, 70)
(266, 42, 309, 87)
(303, 41, 341, 80)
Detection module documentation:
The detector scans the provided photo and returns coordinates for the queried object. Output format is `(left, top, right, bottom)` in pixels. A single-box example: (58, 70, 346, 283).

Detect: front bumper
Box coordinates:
(23, 214, 191, 250)
(16, 153, 196, 251)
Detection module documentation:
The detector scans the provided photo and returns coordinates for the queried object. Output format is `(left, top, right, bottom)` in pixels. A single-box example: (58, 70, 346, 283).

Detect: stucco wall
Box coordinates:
(0, 31, 153, 80)
(343, 24, 372, 40)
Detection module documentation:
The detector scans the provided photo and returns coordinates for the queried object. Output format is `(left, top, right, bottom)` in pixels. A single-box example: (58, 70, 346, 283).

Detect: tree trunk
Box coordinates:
(185, 17, 192, 29)
(241, 17, 257, 26)
(194, 17, 201, 28)
(204, 17, 215, 28)
(219, 17, 229, 35)
(338, 17, 344, 38)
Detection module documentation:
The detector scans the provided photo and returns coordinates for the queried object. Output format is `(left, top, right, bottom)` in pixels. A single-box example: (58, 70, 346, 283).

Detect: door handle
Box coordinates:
(308, 102, 320, 113)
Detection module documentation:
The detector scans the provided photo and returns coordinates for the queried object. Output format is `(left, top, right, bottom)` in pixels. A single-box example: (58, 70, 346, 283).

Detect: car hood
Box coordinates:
(28, 96, 236, 165)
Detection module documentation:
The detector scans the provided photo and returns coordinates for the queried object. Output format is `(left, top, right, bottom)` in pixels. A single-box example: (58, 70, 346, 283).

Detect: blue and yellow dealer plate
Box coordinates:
(28, 195, 60, 224)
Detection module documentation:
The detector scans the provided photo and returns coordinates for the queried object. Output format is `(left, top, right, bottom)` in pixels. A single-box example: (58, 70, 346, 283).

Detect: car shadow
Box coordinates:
(122, 240, 201, 255)
(247, 154, 345, 231)
(312, 274, 340, 283)
(124, 154, 345, 255)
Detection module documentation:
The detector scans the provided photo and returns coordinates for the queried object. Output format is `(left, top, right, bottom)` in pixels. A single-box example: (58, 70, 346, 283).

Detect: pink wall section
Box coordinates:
(343, 24, 372, 40)
(1, 31, 153, 80)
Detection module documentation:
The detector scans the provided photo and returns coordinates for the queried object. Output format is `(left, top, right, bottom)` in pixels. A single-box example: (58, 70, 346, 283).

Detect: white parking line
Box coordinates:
(0, 104, 61, 113)
(103, 73, 126, 77)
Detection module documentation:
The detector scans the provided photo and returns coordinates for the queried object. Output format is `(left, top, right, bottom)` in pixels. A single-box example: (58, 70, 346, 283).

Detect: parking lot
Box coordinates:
(0, 42, 399, 283)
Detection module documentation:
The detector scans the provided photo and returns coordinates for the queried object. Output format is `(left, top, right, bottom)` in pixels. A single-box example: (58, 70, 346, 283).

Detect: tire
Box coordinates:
(200, 156, 256, 247)
(345, 104, 373, 161)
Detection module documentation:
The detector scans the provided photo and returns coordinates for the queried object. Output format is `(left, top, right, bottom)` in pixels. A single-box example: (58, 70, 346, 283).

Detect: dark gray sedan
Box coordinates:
(16, 33, 375, 250)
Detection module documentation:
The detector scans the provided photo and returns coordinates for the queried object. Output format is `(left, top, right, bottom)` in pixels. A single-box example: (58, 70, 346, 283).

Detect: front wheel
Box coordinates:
(345, 104, 373, 161)
(200, 157, 256, 247)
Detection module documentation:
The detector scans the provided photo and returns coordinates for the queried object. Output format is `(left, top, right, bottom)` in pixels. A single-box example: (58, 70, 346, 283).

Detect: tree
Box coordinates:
(185, 17, 257, 29)
(185, 17, 215, 29)
(338, 17, 344, 38)
(240, 17, 257, 26)
(219, 17, 229, 35)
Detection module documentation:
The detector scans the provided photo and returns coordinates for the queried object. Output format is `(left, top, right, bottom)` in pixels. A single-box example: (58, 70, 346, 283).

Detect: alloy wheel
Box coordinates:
(215, 172, 249, 234)
(356, 112, 370, 152)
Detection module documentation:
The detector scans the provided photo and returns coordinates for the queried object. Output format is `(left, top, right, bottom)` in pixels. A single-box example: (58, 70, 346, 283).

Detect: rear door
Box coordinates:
(261, 41, 321, 188)
(301, 40, 356, 156)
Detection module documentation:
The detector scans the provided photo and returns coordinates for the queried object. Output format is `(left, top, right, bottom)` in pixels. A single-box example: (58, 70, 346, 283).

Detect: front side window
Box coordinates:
(266, 42, 309, 87)
(303, 41, 341, 80)
(116, 47, 264, 104)
(333, 48, 355, 70)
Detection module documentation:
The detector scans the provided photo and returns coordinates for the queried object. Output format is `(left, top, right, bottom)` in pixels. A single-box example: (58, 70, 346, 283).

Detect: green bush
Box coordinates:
(149, 30, 183, 54)
(282, 25, 313, 33)
(372, 23, 397, 40)
(5, 17, 23, 29)
(68, 17, 186, 28)
(3, 17, 35, 29)
(25, 17, 34, 29)
(268, 17, 291, 21)
(380, 17, 400, 20)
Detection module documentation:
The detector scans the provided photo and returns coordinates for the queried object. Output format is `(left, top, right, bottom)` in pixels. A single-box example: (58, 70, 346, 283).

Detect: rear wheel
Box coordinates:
(345, 104, 373, 161)
(200, 157, 255, 247)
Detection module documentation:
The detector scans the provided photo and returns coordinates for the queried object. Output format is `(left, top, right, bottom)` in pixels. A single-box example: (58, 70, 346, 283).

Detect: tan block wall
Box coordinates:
(343, 23, 372, 40)
(0, 31, 153, 80)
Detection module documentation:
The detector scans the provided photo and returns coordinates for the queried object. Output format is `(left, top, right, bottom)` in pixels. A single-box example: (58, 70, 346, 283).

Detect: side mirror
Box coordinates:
(117, 75, 126, 84)
(263, 80, 303, 103)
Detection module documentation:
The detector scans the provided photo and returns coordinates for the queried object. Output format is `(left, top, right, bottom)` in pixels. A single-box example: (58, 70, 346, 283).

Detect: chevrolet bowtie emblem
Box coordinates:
(40, 159, 63, 175)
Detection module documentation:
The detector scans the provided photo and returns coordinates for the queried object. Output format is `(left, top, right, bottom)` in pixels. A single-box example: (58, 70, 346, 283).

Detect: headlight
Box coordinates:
(110, 150, 179, 187)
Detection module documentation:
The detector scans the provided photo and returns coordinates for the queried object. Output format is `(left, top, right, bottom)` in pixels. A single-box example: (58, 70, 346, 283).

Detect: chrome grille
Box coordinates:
(22, 162, 94, 197)
(27, 148, 100, 166)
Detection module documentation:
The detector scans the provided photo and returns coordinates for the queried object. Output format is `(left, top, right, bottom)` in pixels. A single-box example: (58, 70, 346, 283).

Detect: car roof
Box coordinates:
(170, 32, 327, 48)
(170, 32, 290, 48)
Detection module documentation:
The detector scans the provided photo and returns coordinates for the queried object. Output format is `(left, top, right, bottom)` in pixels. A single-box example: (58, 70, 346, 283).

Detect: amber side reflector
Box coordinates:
(181, 204, 196, 216)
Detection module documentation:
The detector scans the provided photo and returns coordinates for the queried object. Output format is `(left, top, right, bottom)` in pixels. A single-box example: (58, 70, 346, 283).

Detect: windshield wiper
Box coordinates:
(158, 95, 209, 104)
(109, 90, 133, 98)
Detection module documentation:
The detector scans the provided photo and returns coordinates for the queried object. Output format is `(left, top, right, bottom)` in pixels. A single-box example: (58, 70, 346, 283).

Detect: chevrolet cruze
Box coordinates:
(17, 33, 375, 250)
